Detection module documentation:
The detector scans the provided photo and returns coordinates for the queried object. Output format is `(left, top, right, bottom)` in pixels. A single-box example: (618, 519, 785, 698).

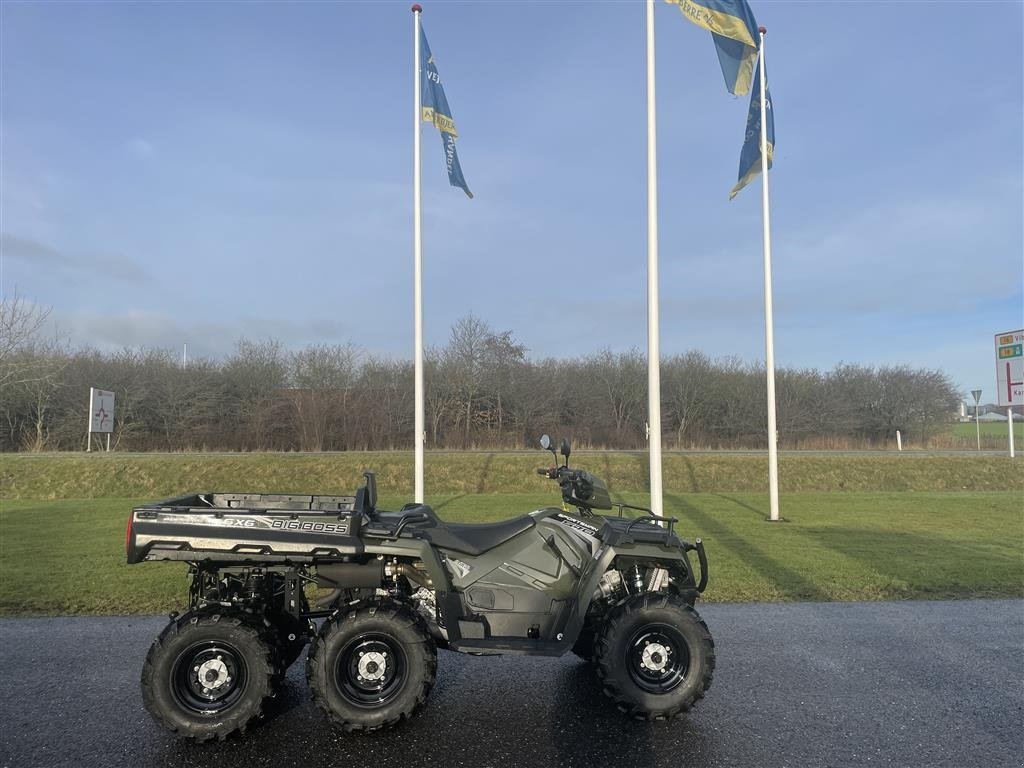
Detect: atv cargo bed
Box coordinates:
(126, 492, 363, 564)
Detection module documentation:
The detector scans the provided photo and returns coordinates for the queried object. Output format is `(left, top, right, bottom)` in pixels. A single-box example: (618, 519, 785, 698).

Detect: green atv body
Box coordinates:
(127, 439, 714, 739)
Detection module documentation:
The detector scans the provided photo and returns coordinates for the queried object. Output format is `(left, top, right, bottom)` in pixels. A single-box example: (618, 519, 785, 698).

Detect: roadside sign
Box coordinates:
(995, 330, 1024, 407)
(89, 388, 115, 433)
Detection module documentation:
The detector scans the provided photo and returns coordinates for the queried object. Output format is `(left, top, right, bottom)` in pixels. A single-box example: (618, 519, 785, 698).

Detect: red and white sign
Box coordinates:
(994, 330, 1024, 407)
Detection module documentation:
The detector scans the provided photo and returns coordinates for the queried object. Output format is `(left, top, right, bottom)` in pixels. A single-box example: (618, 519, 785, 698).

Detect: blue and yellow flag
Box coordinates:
(665, 0, 760, 96)
(730, 60, 773, 199)
(420, 26, 472, 199)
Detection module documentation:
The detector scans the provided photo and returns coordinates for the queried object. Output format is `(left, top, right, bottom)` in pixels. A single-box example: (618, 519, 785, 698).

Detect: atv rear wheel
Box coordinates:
(141, 609, 278, 741)
(595, 593, 714, 720)
(306, 599, 436, 732)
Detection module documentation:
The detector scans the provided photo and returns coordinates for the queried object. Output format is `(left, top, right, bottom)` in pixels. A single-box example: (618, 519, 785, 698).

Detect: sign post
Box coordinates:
(971, 389, 982, 451)
(995, 330, 1023, 458)
(87, 388, 115, 452)
(1010, 410, 1016, 459)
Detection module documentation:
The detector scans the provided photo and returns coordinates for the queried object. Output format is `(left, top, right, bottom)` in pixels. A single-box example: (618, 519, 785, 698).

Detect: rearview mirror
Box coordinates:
(560, 438, 571, 461)
(540, 434, 551, 451)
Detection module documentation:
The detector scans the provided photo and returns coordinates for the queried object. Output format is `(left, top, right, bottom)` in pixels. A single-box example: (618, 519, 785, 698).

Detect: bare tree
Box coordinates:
(0, 311, 965, 452)
(0, 293, 70, 450)
(663, 351, 714, 448)
(289, 343, 360, 451)
(444, 314, 491, 446)
(222, 339, 289, 450)
(590, 349, 646, 445)
(0, 292, 51, 383)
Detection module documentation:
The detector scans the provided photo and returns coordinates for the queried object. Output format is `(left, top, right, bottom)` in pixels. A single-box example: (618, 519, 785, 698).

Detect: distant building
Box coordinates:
(967, 404, 1024, 420)
(977, 411, 1008, 422)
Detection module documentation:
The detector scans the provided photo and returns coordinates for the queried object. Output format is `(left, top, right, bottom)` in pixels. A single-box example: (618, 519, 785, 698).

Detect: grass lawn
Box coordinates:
(1, 491, 1021, 615)
(3, 452, 1022, 499)
(951, 422, 1023, 442)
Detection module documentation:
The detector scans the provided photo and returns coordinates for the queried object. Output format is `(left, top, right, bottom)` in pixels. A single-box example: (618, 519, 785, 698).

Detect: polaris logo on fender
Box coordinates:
(271, 519, 350, 535)
(555, 514, 600, 537)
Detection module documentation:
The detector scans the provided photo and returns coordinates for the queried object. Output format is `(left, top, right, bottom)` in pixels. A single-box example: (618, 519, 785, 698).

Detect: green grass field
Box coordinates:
(3, 451, 1022, 499)
(1, 453, 1022, 615)
(951, 422, 1023, 441)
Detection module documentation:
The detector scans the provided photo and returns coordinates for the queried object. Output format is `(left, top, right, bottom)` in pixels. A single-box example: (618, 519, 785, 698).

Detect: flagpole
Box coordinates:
(758, 26, 780, 522)
(412, 3, 425, 503)
(646, 0, 664, 518)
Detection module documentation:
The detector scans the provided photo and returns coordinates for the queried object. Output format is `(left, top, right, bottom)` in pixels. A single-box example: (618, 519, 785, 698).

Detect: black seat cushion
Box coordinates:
(420, 516, 535, 557)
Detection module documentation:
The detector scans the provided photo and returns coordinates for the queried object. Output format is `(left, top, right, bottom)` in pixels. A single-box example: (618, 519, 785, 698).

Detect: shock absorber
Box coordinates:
(646, 567, 667, 593)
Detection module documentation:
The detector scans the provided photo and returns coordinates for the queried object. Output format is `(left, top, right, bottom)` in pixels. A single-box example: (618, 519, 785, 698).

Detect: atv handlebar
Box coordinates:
(537, 466, 581, 482)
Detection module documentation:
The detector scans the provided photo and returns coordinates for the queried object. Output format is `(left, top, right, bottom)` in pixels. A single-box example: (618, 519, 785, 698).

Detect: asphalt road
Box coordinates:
(1, 600, 1021, 768)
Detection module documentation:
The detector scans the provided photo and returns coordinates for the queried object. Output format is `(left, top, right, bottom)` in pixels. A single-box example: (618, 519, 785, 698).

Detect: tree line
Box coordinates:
(1, 304, 961, 452)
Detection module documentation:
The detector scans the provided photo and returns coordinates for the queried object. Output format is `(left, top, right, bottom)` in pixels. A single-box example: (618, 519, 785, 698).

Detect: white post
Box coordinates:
(412, 4, 425, 504)
(758, 28, 780, 522)
(972, 389, 982, 451)
(106, 433, 111, 452)
(645, 0, 663, 519)
(1008, 408, 1015, 459)
(896, 430, 902, 452)
(182, 343, 188, 367)
(86, 387, 92, 452)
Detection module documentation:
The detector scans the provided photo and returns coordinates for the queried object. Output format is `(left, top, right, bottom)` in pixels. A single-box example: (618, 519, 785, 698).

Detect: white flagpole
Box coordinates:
(758, 27, 780, 522)
(646, 0, 664, 518)
(412, 4, 425, 503)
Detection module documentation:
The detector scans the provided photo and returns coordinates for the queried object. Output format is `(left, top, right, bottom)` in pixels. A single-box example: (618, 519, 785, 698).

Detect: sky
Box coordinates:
(1, 0, 1022, 401)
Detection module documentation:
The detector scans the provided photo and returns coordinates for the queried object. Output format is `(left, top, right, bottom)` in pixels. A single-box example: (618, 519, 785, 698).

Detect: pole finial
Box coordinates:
(411, 3, 422, 12)
(758, 26, 767, 35)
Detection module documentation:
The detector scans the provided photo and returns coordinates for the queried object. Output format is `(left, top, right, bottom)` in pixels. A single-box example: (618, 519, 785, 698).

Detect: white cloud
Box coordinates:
(1, 233, 151, 284)
(49, 308, 355, 360)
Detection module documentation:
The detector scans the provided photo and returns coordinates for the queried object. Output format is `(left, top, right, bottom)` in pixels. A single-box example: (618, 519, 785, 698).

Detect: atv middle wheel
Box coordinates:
(306, 599, 436, 732)
(141, 609, 278, 741)
(595, 593, 715, 720)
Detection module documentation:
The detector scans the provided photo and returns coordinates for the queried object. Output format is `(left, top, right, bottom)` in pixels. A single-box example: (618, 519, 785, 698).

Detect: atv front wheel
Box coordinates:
(306, 599, 436, 732)
(595, 593, 714, 720)
(141, 609, 278, 741)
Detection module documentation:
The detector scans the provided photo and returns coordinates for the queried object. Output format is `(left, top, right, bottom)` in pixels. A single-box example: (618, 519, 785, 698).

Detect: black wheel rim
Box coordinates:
(335, 633, 408, 709)
(170, 642, 248, 714)
(625, 623, 690, 694)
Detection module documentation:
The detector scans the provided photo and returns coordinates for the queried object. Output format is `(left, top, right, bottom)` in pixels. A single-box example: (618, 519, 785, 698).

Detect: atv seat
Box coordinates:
(397, 506, 535, 557)
(429, 517, 536, 557)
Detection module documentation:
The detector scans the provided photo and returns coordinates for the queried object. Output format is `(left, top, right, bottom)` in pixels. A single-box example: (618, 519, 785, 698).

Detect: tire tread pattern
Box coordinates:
(140, 608, 278, 742)
(594, 593, 715, 721)
(306, 598, 436, 733)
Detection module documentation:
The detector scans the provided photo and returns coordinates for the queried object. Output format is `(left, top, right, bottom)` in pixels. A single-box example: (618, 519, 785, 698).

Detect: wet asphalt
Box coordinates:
(1, 599, 1021, 768)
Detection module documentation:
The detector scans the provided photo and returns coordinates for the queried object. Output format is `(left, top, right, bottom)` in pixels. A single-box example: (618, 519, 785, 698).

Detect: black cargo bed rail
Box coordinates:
(137, 492, 356, 514)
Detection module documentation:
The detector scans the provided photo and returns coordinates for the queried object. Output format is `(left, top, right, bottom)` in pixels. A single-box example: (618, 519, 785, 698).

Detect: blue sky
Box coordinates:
(2, 0, 1021, 399)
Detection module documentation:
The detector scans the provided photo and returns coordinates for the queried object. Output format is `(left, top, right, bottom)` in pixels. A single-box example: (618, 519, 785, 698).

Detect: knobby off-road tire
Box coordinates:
(595, 593, 715, 720)
(141, 609, 278, 741)
(306, 599, 436, 732)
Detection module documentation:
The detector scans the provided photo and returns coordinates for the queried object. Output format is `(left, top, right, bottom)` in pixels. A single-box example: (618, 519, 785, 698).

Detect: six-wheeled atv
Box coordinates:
(127, 436, 714, 740)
